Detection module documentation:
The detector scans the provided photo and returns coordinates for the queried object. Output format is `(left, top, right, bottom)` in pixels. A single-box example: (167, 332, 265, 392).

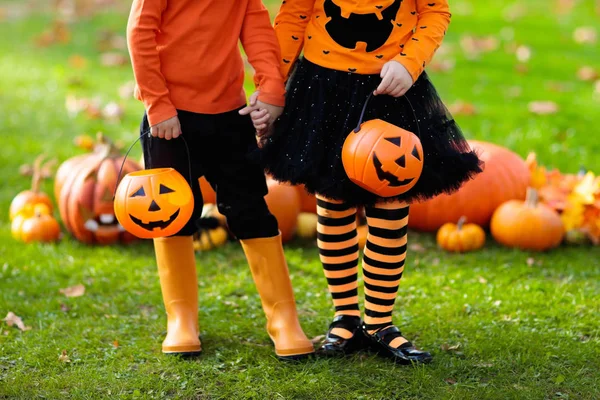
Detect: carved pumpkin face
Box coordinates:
(114, 168, 194, 238)
(342, 119, 424, 197)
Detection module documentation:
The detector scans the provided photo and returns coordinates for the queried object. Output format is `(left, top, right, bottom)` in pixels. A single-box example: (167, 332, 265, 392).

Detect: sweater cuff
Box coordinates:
(146, 99, 178, 127)
(256, 79, 286, 107)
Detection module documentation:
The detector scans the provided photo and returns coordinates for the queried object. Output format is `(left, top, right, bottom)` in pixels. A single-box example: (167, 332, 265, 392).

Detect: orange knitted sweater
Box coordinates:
(127, 0, 286, 126)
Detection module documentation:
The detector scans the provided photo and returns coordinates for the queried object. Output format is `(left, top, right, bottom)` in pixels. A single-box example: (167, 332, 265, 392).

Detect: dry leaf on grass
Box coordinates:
(528, 101, 559, 115)
(102, 102, 124, 121)
(573, 27, 597, 44)
(118, 81, 136, 99)
(310, 335, 325, 344)
(59, 350, 71, 363)
(577, 66, 598, 82)
(516, 45, 532, 62)
(59, 284, 86, 297)
(112, 340, 119, 348)
(409, 243, 425, 252)
(69, 55, 88, 69)
(440, 343, 461, 352)
(428, 59, 455, 73)
(478, 276, 488, 284)
(100, 52, 128, 67)
(445, 378, 457, 385)
(448, 101, 477, 116)
(3, 312, 32, 331)
(527, 257, 536, 266)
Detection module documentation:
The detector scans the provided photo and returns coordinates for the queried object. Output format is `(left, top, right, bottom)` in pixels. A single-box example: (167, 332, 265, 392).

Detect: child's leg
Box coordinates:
(202, 109, 314, 359)
(141, 112, 204, 355)
(316, 196, 360, 340)
(362, 201, 431, 363)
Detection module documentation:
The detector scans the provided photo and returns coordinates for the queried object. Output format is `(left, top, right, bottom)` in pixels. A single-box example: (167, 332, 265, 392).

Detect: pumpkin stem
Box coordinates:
(31, 154, 46, 193)
(457, 216, 467, 230)
(95, 132, 120, 158)
(526, 187, 539, 208)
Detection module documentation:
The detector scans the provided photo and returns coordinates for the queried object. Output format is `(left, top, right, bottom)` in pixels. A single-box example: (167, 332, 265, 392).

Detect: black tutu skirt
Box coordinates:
(259, 58, 483, 207)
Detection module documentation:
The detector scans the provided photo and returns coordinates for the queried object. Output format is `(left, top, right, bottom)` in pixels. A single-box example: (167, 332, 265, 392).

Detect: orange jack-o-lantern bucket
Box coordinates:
(342, 94, 424, 197)
(113, 135, 194, 238)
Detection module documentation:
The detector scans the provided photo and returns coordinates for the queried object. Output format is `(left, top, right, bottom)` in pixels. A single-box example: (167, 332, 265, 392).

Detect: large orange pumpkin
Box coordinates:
(342, 119, 424, 197)
(409, 140, 530, 231)
(56, 136, 141, 244)
(114, 168, 194, 239)
(265, 178, 301, 243)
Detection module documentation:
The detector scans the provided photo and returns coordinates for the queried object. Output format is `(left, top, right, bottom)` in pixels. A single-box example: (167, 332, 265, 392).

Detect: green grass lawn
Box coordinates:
(1, 0, 600, 399)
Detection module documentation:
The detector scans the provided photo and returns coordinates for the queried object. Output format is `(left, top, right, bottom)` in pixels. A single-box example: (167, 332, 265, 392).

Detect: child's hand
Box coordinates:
(239, 91, 284, 135)
(374, 61, 414, 98)
(151, 116, 181, 140)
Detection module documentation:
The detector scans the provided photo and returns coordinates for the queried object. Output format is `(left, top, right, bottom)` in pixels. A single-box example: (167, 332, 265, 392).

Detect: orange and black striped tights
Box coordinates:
(317, 195, 410, 349)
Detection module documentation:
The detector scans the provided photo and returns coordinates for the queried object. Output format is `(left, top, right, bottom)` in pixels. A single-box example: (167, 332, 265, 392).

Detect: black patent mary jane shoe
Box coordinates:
(319, 315, 366, 356)
(365, 325, 432, 365)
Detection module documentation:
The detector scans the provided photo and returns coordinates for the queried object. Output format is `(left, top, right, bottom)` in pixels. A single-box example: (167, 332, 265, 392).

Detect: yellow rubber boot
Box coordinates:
(240, 234, 315, 359)
(153, 235, 202, 355)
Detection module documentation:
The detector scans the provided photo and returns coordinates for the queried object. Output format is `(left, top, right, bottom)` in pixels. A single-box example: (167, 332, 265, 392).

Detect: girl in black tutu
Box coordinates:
(242, 0, 482, 364)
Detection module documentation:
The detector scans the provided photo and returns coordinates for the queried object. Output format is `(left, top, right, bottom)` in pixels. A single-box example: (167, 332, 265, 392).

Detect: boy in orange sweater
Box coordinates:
(126, 0, 314, 360)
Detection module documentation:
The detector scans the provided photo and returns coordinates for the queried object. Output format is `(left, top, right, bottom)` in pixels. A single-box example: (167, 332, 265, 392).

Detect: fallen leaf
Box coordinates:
(409, 243, 425, 252)
(440, 343, 461, 352)
(528, 101, 559, 115)
(493, 300, 502, 307)
(448, 101, 477, 116)
(460, 35, 499, 59)
(573, 27, 597, 44)
(59, 284, 86, 297)
(102, 102, 123, 120)
(445, 378, 457, 385)
(515, 64, 529, 74)
(59, 350, 71, 363)
(74, 134, 95, 151)
(60, 303, 71, 313)
(119, 81, 136, 99)
(69, 55, 88, 69)
(310, 335, 325, 344)
(555, 0, 576, 14)
(112, 340, 119, 348)
(476, 362, 494, 368)
(527, 257, 535, 266)
(100, 52, 128, 67)
(577, 66, 598, 82)
(429, 59, 455, 73)
(478, 276, 488, 284)
(516, 45, 532, 62)
(3, 312, 32, 331)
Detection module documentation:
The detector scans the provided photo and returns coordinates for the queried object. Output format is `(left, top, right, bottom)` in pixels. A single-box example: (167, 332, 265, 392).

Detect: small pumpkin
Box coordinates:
(194, 226, 229, 251)
(491, 188, 564, 251)
(12, 204, 60, 243)
(296, 212, 318, 239)
(437, 216, 485, 253)
(10, 155, 54, 220)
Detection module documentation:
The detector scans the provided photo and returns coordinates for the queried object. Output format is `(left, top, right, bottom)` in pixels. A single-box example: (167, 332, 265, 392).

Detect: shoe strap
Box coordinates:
(371, 326, 413, 349)
(327, 315, 361, 336)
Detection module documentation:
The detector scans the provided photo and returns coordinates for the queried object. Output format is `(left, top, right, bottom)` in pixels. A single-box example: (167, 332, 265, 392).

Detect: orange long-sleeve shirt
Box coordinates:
(273, 0, 451, 81)
(127, 0, 286, 126)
